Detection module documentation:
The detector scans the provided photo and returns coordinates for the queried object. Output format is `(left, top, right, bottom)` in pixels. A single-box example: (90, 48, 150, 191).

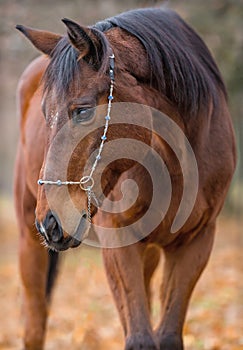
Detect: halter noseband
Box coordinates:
(37, 52, 115, 224)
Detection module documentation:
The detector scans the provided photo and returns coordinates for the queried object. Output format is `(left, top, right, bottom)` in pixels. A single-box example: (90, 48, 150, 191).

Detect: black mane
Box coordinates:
(98, 8, 226, 114)
(44, 7, 226, 115)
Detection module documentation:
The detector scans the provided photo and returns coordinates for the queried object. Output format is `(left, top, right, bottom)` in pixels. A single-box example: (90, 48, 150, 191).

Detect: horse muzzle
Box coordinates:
(35, 210, 89, 251)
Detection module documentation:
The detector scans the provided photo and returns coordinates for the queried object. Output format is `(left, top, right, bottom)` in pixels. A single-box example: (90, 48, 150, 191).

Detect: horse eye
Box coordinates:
(72, 107, 95, 124)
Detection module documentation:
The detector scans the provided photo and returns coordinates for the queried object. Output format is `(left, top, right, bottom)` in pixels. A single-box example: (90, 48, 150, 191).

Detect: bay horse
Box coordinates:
(15, 7, 236, 350)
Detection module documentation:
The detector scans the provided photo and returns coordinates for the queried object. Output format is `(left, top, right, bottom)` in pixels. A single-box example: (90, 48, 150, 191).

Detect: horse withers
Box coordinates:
(15, 8, 236, 350)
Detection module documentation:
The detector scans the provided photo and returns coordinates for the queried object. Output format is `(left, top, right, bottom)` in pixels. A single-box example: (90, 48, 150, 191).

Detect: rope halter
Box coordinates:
(37, 52, 115, 225)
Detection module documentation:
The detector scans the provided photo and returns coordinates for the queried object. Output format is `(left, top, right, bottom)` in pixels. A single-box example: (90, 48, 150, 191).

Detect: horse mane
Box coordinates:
(98, 8, 227, 115)
(44, 7, 227, 116)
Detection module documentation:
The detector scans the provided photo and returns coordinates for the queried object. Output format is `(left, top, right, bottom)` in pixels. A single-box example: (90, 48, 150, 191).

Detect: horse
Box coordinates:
(15, 7, 236, 350)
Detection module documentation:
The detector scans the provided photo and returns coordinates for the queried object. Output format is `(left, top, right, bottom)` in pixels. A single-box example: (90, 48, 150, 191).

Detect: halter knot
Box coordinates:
(80, 175, 94, 191)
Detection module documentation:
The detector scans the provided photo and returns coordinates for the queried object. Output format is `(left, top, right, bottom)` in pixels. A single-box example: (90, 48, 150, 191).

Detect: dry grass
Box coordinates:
(0, 198, 242, 350)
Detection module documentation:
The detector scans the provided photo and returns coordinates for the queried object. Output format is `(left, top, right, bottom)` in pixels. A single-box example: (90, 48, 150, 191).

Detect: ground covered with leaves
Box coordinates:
(0, 201, 242, 350)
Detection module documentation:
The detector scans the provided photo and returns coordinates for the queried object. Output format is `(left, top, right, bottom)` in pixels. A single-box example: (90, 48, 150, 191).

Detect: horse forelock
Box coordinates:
(43, 37, 81, 99)
(43, 32, 110, 101)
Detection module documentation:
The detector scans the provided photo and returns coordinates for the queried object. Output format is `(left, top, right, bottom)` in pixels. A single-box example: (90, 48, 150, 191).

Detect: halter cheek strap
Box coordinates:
(38, 52, 115, 224)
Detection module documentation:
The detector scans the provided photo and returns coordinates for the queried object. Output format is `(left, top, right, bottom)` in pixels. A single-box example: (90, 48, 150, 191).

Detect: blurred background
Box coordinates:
(0, 1, 242, 349)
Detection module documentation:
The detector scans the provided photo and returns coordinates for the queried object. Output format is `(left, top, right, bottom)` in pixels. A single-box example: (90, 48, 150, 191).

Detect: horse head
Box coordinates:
(16, 20, 153, 250)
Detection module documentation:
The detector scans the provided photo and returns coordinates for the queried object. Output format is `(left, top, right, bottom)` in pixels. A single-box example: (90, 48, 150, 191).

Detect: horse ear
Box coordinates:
(16, 25, 62, 55)
(62, 18, 100, 68)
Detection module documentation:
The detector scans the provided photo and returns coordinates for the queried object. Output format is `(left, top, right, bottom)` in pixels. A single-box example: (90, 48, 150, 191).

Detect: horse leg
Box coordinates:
(15, 170, 51, 350)
(143, 245, 161, 312)
(19, 228, 49, 350)
(157, 223, 215, 350)
(103, 243, 159, 350)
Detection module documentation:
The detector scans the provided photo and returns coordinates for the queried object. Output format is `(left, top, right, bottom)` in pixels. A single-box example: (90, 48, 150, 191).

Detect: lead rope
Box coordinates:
(38, 52, 115, 226)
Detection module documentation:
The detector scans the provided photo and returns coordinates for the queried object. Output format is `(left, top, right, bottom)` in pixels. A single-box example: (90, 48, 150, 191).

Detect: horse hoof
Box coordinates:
(159, 334, 183, 350)
(125, 332, 158, 350)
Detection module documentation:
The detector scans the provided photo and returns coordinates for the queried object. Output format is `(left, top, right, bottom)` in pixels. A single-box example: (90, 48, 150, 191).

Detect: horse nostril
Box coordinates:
(52, 228, 63, 243)
(48, 215, 57, 231)
(47, 213, 63, 243)
(36, 211, 63, 243)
